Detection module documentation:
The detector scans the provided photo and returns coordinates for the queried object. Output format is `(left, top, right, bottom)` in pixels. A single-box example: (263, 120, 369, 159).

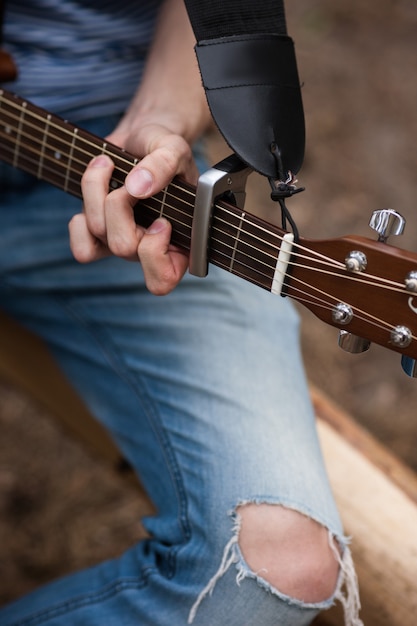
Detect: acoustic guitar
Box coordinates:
(1, 87, 417, 375)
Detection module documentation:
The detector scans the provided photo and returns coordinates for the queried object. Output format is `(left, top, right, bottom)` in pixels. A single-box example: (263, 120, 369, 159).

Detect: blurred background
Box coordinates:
(1, 0, 416, 615)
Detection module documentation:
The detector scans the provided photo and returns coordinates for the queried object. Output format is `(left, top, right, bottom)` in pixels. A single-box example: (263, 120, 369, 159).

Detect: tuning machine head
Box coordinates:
(369, 208, 406, 243)
(338, 330, 371, 354)
(401, 355, 417, 378)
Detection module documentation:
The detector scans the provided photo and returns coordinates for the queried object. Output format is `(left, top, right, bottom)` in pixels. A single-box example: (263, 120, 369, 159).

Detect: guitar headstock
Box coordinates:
(288, 227, 417, 370)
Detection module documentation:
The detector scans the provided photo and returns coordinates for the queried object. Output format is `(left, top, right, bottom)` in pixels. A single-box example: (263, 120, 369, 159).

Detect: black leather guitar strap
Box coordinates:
(184, 0, 305, 180)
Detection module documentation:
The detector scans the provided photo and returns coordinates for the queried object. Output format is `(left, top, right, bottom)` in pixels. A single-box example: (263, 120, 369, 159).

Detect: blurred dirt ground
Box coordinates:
(1, 0, 417, 619)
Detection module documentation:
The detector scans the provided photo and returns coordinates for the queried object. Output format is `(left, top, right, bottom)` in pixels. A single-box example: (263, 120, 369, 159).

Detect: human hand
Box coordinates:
(68, 122, 199, 295)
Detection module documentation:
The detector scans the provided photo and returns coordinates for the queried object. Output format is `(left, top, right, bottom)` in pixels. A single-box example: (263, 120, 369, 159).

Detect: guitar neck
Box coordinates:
(4, 89, 417, 363)
(0, 88, 287, 293)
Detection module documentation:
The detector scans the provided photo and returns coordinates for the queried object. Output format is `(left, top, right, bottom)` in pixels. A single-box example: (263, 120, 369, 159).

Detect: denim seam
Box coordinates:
(51, 294, 193, 573)
(7, 577, 148, 626)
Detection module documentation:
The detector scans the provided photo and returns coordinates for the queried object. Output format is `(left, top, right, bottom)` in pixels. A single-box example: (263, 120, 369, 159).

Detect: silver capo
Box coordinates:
(189, 153, 252, 277)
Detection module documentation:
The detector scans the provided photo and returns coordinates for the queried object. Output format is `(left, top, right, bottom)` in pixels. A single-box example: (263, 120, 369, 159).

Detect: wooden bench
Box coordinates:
(1, 309, 416, 625)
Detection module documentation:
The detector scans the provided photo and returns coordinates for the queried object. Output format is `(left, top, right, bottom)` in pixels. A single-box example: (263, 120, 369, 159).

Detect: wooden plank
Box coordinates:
(312, 385, 417, 626)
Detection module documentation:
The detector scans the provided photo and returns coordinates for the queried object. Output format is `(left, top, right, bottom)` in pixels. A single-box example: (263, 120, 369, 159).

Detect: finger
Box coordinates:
(124, 133, 198, 199)
(103, 185, 146, 261)
(81, 155, 115, 240)
(138, 218, 189, 295)
(68, 213, 111, 263)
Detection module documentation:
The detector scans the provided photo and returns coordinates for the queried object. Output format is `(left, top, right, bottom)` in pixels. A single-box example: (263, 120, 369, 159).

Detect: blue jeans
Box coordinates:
(0, 117, 353, 625)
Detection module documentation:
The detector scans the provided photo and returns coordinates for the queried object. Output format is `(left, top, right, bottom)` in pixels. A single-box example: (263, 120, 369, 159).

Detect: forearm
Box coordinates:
(116, 0, 211, 144)
(73, 0, 211, 295)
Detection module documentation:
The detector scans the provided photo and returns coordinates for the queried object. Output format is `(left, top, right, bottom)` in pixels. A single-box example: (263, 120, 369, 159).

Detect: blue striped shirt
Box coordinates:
(3, 0, 162, 121)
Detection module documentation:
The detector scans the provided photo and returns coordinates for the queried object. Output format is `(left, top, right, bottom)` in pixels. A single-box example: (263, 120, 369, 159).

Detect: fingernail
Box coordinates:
(90, 155, 111, 168)
(126, 168, 154, 197)
(146, 218, 167, 234)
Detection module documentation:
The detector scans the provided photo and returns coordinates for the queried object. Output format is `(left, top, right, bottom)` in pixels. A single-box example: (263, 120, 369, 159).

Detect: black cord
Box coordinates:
(268, 142, 304, 240)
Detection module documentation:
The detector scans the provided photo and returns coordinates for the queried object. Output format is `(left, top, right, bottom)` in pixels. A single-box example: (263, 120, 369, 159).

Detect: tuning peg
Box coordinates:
(369, 208, 406, 243)
(338, 330, 371, 354)
(401, 355, 417, 377)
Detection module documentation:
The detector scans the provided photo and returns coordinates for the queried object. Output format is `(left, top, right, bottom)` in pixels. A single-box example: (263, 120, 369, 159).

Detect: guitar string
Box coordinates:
(272, 272, 417, 338)
(207, 244, 417, 339)
(166, 226, 415, 337)
(2, 101, 416, 349)
(0, 97, 414, 303)
(139, 196, 416, 338)
(0, 122, 412, 314)
(211, 250, 417, 340)
(213, 212, 408, 292)
(0, 98, 389, 262)
(0, 91, 139, 170)
(138, 195, 417, 340)
(0, 131, 413, 341)
(0, 119, 409, 291)
(0, 100, 411, 284)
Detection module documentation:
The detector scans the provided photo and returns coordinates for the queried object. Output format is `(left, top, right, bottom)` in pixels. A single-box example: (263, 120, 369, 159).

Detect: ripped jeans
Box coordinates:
(0, 116, 362, 626)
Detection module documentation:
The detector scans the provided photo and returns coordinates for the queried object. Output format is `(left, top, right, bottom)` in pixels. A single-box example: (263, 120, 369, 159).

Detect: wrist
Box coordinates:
(117, 95, 211, 147)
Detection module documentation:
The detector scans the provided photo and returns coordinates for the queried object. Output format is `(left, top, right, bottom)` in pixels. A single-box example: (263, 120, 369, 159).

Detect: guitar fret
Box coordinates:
(214, 231, 274, 274)
(0, 105, 20, 164)
(143, 188, 193, 231)
(211, 239, 272, 284)
(12, 100, 27, 168)
(37, 113, 51, 179)
(210, 248, 272, 289)
(229, 211, 245, 272)
(64, 128, 78, 193)
(159, 187, 168, 217)
(211, 203, 278, 286)
(45, 130, 76, 189)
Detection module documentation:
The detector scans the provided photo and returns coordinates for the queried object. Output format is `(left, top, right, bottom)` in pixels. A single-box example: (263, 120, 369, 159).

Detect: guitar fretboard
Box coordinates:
(4, 91, 417, 362)
(0, 88, 287, 292)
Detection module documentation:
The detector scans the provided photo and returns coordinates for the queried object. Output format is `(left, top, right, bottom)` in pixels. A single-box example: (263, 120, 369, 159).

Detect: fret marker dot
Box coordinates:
(54, 151, 62, 160)
(5, 125, 11, 134)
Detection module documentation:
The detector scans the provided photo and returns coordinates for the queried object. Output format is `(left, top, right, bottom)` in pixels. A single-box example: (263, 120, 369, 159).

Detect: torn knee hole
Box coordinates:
(237, 503, 340, 603)
(189, 505, 363, 626)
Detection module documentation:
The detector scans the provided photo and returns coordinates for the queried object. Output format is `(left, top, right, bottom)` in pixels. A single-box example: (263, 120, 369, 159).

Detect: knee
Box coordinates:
(238, 503, 340, 603)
